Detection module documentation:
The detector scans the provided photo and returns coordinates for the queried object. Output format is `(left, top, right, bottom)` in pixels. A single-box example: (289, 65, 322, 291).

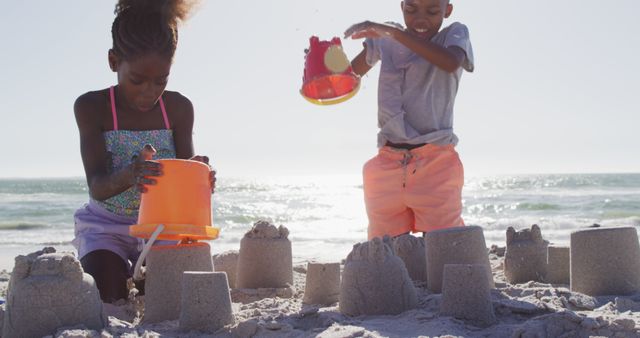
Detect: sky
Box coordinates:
(1, 0, 639, 178)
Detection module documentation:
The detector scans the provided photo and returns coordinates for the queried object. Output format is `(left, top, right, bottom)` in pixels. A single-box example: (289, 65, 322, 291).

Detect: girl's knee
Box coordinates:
(81, 250, 129, 303)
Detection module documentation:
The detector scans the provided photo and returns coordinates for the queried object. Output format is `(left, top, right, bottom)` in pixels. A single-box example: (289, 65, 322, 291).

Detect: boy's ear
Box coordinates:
(444, 3, 453, 18)
(108, 49, 119, 72)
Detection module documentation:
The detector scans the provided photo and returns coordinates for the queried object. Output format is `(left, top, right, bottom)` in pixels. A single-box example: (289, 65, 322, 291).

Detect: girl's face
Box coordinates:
(109, 52, 172, 113)
(401, 0, 452, 40)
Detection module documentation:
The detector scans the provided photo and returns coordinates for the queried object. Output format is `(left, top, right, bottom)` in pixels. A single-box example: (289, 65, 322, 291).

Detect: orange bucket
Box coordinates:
(129, 159, 219, 241)
(301, 36, 360, 105)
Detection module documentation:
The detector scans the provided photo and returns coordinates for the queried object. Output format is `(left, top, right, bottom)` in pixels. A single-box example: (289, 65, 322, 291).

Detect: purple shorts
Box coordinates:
(72, 200, 143, 273)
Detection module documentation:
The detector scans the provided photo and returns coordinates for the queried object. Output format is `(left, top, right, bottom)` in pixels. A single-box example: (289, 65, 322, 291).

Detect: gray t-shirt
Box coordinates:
(365, 22, 474, 147)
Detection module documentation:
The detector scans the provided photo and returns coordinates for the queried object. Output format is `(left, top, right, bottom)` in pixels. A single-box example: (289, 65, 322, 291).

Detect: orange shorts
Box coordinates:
(363, 144, 465, 240)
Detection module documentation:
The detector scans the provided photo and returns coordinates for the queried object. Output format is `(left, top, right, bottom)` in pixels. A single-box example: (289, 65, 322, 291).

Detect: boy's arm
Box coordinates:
(391, 30, 465, 73)
(345, 21, 465, 73)
(350, 46, 372, 77)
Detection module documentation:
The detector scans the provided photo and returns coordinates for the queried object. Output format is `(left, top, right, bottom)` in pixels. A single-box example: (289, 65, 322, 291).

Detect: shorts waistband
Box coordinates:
(87, 199, 138, 224)
(379, 143, 455, 160)
(385, 141, 427, 150)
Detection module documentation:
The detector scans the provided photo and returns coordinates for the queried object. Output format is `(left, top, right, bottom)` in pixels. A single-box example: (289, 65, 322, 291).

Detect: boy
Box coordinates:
(344, 0, 474, 239)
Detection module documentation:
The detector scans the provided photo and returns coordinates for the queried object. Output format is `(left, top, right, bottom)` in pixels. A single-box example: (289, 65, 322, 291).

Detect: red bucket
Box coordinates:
(301, 36, 360, 105)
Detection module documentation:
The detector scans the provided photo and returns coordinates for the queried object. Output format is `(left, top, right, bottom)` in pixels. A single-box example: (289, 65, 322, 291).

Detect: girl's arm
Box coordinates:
(74, 92, 161, 200)
(167, 92, 195, 160)
(168, 92, 216, 192)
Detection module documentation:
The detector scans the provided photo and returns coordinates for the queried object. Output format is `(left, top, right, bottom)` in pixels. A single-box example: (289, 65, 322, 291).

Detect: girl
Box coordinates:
(73, 0, 215, 303)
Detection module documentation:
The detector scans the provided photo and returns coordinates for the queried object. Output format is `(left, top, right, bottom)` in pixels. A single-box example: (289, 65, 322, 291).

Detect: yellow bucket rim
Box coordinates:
(129, 223, 220, 241)
(301, 80, 361, 106)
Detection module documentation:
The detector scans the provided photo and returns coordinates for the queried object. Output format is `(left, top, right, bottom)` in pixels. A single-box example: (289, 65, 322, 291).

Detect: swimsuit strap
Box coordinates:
(159, 96, 171, 129)
(109, 86, 171, 130)
(109, 86, 118, 131)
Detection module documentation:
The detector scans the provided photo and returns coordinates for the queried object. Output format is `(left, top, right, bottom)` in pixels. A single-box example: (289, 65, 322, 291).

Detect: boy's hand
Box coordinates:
(344, 21, 398, 40)
(190, 155, 217, 194)
(130, 144, 162, 193)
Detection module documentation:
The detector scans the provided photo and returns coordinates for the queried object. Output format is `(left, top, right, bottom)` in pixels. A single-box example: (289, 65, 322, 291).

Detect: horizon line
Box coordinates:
(1, 171, 639, 180)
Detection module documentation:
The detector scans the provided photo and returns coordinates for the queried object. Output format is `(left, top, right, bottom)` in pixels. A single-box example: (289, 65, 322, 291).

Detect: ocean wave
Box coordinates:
(466, 215, 600, 233)
(0, 240, 72, 246)
(0, 178, 87, 195)
(288, 235, 365, 244)
(516, 202, 561, 211)
(464, 201, 565, 215)
(601, 199, 640, 210)
(0, 222, 50, 231)
(598, 216, 640, 227)
(465, 173, 640, 191)
(39, 240, 73, 246)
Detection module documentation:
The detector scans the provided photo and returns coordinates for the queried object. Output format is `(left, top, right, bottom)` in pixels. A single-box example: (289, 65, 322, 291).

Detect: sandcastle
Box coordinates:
(144, 242, 214, 323)
(570, 226, 640, 296)
(303, 262, 340, 305)
(213, 250, 239, 289)
(504, 224, 548, 284)
(339, 237, 417, 316)
(425, 226, 493, 293)
(391, 234, 427, 282)
(546, 245, 570, 285)
(236, 220, 293, 289)
(180, 271, 234, 332)
(2, 248, 105, 338)
(440, 264, 496, 327)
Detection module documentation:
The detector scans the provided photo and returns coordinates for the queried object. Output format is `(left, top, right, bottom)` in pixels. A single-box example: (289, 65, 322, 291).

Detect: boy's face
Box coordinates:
(401, 0, 453, 40)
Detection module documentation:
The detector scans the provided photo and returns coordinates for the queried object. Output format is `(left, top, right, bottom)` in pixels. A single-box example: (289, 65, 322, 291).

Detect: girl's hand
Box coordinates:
(130, 144, 162, 193)
(344, 21, 398, 40)
(190, 155, 217, 194)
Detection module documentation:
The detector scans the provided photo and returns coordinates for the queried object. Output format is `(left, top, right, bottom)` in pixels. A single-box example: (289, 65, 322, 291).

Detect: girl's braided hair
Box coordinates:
(111, 0, 197, 60)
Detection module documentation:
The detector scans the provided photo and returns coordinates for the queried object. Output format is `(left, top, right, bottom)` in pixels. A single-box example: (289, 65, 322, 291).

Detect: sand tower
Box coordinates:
(2, 248, 105, 338)
(144, 243, 214, 323)
(339, 237, 417, 316)
(213, 250, 239, 289)
(546, 245, 570, 285)
(391, 234, 427, 282)
(425, 226, 493, 293)
(504, 224, 549, 284)
(303, 262, 341, 305)
(179, 271, 234, 332)
(236, 221, 293, 289)
(571, 227, 640, 296)
(440, 264, 496, 327)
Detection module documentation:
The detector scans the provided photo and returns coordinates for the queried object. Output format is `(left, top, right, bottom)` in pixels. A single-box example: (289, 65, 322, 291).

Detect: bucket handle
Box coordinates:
(133, 224, 164, 281)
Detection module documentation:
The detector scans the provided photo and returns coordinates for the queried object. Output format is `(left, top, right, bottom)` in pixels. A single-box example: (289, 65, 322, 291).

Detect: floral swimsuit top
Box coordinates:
(92, 86, 176, 217)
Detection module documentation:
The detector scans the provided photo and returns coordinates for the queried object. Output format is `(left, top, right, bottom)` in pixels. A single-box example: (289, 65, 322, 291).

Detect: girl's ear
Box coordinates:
(444, 3, 453, 18)
(108, 49, 119, 72)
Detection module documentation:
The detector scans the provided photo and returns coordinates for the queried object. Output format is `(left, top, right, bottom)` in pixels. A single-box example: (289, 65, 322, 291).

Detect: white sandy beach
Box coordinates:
(1, 243, 640, 338)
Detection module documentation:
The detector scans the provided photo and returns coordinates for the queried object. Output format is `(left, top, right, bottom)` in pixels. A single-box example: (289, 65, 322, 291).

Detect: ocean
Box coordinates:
(1, 174, 639, 270)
